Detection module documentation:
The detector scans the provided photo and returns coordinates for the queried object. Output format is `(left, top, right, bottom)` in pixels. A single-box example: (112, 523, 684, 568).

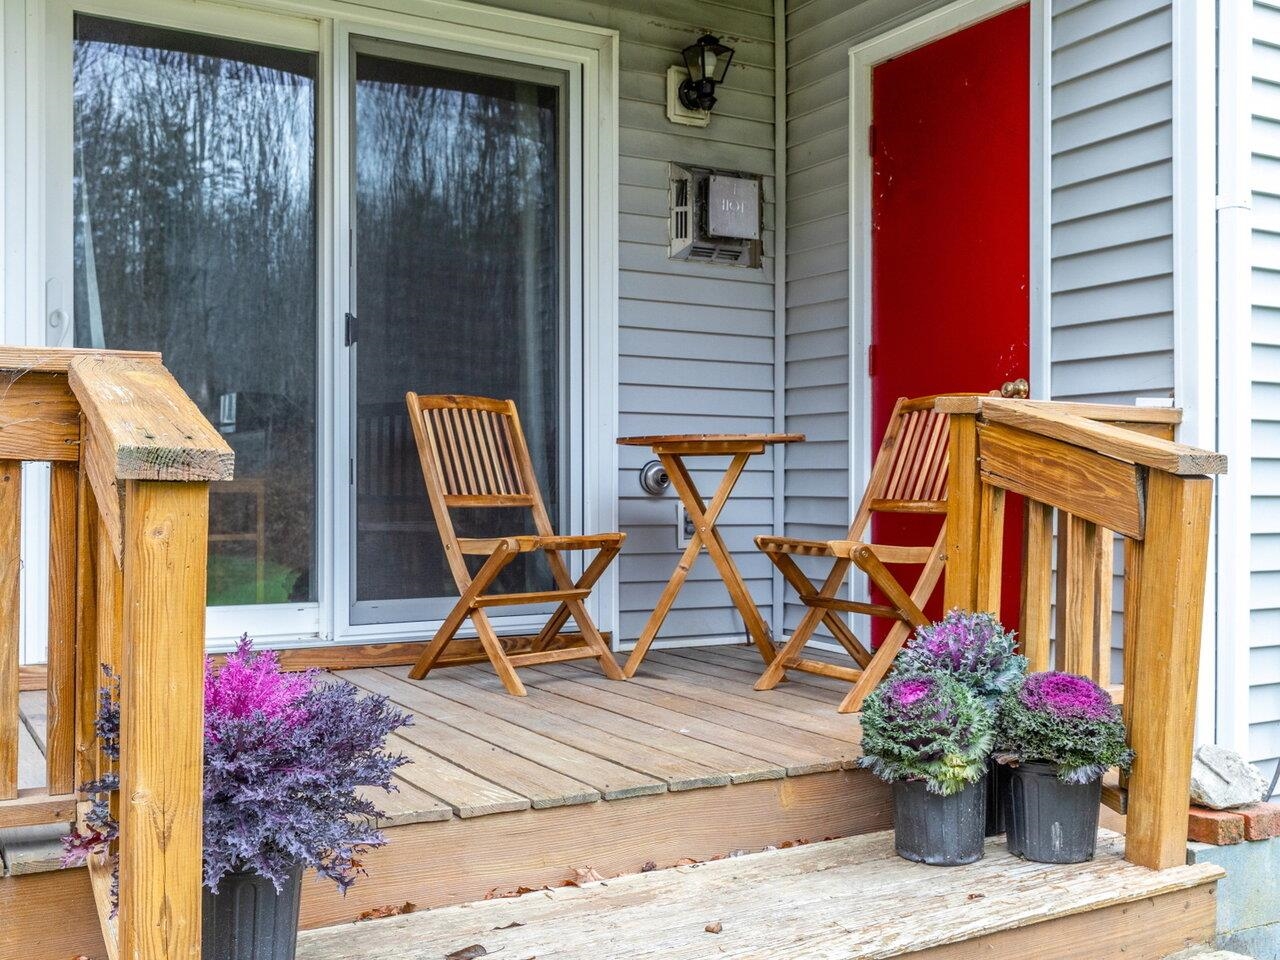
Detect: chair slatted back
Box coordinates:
(406, 393, 554, 587)
(873, 405, 951, 504)
(851, 395, 985, 539)
(422, 402, 532, 505)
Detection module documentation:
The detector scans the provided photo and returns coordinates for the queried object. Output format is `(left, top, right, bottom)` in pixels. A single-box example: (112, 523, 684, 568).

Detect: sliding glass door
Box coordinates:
(71, 15, 320, 611)
(347, 38, 568, 626)
(44, 0, 603, 649)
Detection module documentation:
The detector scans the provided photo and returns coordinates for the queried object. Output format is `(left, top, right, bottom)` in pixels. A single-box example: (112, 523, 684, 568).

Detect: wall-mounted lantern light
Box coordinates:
(678, 35, 735, 112)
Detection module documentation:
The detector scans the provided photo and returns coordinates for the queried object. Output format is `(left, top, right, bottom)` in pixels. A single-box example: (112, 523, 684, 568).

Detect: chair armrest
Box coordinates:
(756, 536, 836, 557)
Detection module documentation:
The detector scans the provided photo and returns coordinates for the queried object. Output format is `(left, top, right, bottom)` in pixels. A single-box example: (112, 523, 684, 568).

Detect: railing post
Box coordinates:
(943, 410, 981, 611)
(118, 479, 208, 960)
(1123, 469, 1213, 870)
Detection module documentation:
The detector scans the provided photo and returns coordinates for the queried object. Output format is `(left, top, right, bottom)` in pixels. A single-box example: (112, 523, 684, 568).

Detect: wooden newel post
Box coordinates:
(943, 411, 981, 612)
(1123, 469, 1213, 871)
(117, 480, 209, 960)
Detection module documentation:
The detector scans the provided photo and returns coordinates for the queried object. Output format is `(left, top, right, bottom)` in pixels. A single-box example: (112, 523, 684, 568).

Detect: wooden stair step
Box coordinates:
(295, 829, 1222, 960)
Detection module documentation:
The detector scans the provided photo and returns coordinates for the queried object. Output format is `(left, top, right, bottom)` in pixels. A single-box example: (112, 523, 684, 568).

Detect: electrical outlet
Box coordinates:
(676, 504, 696, 548)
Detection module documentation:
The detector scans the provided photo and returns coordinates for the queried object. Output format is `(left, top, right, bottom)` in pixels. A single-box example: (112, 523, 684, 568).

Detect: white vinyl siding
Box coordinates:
(1250, 0, 1280, 788)
(486, 0, 779, 643)
(1049, 0, 1174, 403)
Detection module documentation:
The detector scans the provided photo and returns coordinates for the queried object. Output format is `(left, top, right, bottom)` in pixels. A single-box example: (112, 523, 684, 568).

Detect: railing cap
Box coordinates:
(0, 345, 162, 373)
(68, 355, 234, 482)
(935, 396, 1225, 476)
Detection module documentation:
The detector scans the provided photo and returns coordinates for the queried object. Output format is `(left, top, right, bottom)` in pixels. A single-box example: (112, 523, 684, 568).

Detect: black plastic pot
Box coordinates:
(892, 775, 987, 866)
(203, 863, 304, 960)
(984, 759, 1012, 837)
(1004, 760, 1102, 863)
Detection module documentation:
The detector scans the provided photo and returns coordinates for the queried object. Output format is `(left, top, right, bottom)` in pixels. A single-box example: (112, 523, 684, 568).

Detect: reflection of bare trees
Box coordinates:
(353, 55, 563, 604)
(72, 17, 318, 603)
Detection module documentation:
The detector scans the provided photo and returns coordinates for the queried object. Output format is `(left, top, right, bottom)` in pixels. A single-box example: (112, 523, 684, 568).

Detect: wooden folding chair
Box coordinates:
(404, 393, 626, 695)
(755, 395, 976, 713)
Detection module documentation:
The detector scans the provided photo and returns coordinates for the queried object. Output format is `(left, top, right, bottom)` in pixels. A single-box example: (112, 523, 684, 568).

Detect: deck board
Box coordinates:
(4, 645, 865, 876)
(294, 829, 1222, 960)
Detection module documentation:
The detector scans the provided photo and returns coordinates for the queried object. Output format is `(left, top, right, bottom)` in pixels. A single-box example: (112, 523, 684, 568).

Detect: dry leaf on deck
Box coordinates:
(444, 946, 488, 960)
(673, 857, 699, 867)
(705, 922, 723, 934)
(569, 866, 605, 885)
(355, 902, 415, 922)
(493, 921, 525, 930)
(640, 860, 657, 872)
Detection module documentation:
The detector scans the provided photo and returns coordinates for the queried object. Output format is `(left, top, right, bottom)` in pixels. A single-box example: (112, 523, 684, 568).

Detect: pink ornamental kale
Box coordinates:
(859, 672, 994, 796)
(995, 671, 1133, 783)
(63, 636, 412, 902)
(896, 609, 1026, 705)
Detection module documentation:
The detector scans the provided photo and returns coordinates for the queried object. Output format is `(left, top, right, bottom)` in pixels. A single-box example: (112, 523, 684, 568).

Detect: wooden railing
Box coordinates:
(938, 395, 1225, 871)
(0, 346, 231, 960)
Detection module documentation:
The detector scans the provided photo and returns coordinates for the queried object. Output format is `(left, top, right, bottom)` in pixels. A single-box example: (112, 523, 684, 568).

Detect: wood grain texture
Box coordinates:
(0, 344, 160, 373)
(117, 481, 208, 960)
(293, 830, 1220, 960)
(68, 356, 233, 482)
(1124, 472, 1214, 870)
(953, 397, 1224, 475)
(1019, 499, 1053, 671)
(977, 421, 1145, 539)
(934, 395, 1182, 425)
(0, 460, 19, 800)
(0, 371, 81, 461)
(45, 460, 77, 795)
(943, 413, 980, 611)
(1054, 514, 1099, 678)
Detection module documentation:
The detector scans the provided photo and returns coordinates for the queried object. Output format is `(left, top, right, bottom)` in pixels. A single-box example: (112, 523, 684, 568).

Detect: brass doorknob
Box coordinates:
(1000, 378, 1030, 399)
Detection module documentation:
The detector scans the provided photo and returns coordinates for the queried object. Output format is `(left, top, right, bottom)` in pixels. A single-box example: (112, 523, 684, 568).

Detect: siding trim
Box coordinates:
(1216, 0, 1256, 760)
(1171, 0, 1219, 747)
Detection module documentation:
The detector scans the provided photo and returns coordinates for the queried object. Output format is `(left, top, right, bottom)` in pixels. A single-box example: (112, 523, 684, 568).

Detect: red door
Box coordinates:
(869, 5, 1029, 638)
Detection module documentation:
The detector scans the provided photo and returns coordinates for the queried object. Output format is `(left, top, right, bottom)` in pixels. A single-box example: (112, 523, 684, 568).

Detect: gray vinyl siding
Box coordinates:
(782, 0, 953, 631)
(1050, 0, 1174, 403)
(1250, 0, 1280, 788)
(487, 0, 778, 642)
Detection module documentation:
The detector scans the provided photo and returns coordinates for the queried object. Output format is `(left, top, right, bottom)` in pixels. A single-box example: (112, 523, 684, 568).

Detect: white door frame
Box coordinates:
(845, 0, 1047, 634)
(33, 0, 619, 654)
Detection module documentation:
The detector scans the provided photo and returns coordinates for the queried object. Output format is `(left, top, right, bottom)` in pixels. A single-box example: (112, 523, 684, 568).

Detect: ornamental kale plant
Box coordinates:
(63, 635, 412, 901)
(995, 672, 1133, 784)
(895, 609, 1026, 705)
(858, 672, 994, 796)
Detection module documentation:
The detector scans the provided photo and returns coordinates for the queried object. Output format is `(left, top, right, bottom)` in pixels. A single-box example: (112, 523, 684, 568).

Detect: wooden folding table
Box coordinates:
(616, 432, 804, 677)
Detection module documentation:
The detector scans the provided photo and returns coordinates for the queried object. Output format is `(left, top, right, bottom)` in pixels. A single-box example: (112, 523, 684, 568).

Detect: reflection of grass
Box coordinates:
(207, 554, 299, 606)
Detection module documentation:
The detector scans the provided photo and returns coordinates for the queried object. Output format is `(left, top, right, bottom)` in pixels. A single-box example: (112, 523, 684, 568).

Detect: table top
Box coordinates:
(617, 433, 805, 452)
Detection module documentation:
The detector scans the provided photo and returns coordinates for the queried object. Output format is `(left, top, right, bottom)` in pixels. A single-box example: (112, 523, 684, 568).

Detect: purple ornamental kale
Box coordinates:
(995, 671, 1133, 783)
(859, 672, 994, 796)
(63, 636, 412, 901)
(895, 609, 1026, 705)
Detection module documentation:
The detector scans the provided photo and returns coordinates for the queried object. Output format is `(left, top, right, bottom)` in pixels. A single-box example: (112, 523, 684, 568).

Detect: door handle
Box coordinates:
(1000, 378, 1029, 399)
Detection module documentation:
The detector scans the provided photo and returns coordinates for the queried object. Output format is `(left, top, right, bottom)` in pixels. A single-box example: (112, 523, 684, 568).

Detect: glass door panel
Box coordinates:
(349, 38, 566, 625)
(72, 14, 319, 607)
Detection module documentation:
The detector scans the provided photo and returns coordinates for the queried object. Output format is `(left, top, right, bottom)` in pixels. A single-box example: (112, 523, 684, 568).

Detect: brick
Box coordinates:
(1188, 806, 1245, 845)
(1235, 802, 1280, 841)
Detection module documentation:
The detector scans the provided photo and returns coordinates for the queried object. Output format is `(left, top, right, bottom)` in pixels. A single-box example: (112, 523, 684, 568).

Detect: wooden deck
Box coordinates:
(296, 829, 1222, 960)
(338, 644, 866, 824)
(4, 644, 896, 958)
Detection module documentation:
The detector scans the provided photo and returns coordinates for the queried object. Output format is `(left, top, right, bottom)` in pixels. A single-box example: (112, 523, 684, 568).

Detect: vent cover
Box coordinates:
(668, 164, 762, 268)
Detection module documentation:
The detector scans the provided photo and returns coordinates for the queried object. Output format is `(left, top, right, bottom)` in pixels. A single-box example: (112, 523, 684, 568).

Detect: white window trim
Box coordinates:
(845, 0, 1046, 635)
(25, 0, 619, 655)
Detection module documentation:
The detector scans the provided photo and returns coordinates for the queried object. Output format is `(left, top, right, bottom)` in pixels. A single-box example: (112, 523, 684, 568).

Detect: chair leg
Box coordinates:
(472, 609, 527, 696)
(772, 553, 868, 665)
(407, 543, 517, 681)
(756, 554, 853, 691)
(532, 545, 618, 653)
(839, 618, 911, 714)
(838, 543, 942, 714)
